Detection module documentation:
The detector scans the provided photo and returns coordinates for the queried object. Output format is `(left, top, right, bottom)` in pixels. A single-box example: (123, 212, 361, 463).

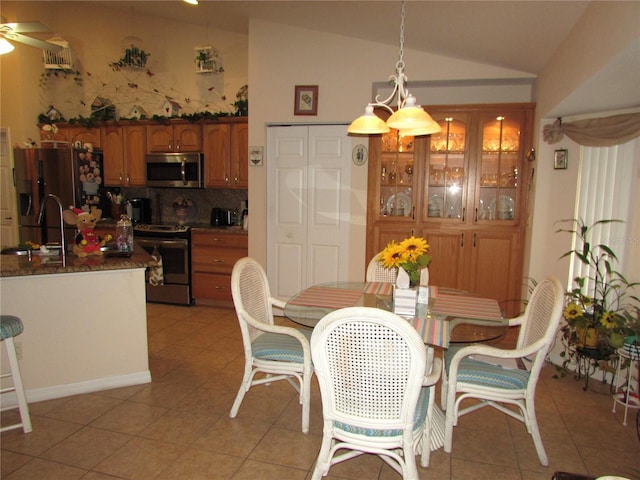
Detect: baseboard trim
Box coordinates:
(1, 371, 152, 407)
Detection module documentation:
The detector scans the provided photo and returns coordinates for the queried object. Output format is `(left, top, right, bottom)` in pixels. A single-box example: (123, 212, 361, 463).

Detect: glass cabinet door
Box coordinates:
(378, 129, 416, 220)
(477, 113, 523, 222)
(424, 116, 467, 221)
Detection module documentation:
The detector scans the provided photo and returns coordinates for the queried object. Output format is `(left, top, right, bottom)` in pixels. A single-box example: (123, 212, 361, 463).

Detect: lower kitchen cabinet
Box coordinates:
(191, 230, 248, 301)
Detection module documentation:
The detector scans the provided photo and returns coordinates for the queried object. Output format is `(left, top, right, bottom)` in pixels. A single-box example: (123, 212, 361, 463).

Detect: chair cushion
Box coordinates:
(448, 356, 530, 390)
(334, 386, 430, 437)
(252, 330, 311, 363)
(0, 315, 24, 340)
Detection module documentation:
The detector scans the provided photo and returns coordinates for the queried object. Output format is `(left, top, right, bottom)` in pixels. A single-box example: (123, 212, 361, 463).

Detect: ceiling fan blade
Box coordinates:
(8, 32, 62, 51)
(1, 21, 51, 33)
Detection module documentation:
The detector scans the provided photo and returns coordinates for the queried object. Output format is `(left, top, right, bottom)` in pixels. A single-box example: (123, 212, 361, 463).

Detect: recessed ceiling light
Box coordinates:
(183, 0, 198, 5)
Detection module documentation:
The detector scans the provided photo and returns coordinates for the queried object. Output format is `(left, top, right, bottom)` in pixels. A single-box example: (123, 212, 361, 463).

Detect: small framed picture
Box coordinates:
(554, 149, 568, 169)
(294, 85, 318, 116)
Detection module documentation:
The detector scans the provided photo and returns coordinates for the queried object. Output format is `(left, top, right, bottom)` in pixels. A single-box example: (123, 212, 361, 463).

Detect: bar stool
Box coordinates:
(1, 315, 32, 433)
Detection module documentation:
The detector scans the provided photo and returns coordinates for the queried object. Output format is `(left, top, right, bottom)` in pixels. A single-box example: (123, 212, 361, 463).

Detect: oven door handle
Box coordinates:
(136, 238, 189, 248)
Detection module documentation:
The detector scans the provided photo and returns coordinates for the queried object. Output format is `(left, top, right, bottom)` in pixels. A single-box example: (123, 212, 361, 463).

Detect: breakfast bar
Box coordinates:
(0, 246, 155, 404)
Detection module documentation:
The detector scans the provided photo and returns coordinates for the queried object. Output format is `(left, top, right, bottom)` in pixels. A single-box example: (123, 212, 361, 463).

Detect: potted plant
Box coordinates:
(556, 218, 640, 359)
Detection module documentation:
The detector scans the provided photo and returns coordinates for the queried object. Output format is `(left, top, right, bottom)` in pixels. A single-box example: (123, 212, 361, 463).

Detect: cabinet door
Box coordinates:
(124, 126, 146, 186)
(230, 122, 248, 188)
(102, 126, 125, 186)
(466, 229, 522, 317)
(421, 230, 465, 290)
(146, 125, 173, 152)
(173, 124, 202, 151)
(476, 110, 527, 225)
(68, 127, 101, 149)
(424, 113, 470, 224)
(203, 124, 230, 187)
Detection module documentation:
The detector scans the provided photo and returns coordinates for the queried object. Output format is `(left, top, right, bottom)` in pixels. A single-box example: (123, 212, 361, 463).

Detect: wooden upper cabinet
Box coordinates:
(203, 123, 230, 187)
(146, 123, 201, 152)
(102, 126, 125, 186)
(123, 125, 146, 186)
(230, 121, 248, 188)
(68, 126, 102, 149)
(102, 125, 146, 186)
(203, 120, 248, 189)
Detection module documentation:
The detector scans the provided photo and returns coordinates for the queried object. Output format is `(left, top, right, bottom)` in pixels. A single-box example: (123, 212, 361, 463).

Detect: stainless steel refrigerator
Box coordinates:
(13, 147, 106, 247)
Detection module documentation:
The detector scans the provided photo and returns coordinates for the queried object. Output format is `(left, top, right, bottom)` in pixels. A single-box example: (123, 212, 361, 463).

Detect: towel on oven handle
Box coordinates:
(149, 246, 164, 286)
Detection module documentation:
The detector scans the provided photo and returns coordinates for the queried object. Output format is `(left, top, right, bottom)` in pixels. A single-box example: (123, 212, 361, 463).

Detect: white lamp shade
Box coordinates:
(348, 105, 390, 134)
(0, 38, 15, 55)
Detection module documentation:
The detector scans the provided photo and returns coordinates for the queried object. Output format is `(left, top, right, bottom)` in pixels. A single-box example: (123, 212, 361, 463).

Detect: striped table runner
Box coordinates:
(431, 294, 502, 321)
(410, 317, 449, 348)
(288, 286, 362, 308)
(363, 282, 394, 295)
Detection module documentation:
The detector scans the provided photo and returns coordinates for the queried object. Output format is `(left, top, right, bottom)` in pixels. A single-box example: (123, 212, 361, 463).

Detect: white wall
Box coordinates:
(247, 19, 536, 277)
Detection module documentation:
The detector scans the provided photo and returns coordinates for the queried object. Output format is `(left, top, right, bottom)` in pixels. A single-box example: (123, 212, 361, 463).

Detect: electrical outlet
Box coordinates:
(14, 341, 23, 360)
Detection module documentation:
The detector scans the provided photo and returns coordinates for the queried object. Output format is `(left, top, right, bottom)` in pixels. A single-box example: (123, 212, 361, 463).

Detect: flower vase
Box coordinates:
(176, 207, 187, 225)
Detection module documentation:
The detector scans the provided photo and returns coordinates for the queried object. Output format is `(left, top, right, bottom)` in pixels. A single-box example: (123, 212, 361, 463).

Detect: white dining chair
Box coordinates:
(229, 257, 313, 434)
(442, 277, 564, 466)
(310, 306, 442, 480)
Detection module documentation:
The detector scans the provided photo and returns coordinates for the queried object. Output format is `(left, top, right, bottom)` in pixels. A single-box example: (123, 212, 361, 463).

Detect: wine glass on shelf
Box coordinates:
(405, 163, 413, 183)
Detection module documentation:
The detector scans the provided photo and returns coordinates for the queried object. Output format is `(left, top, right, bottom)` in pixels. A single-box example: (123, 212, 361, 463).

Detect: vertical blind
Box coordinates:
(570, 138, 639, 292)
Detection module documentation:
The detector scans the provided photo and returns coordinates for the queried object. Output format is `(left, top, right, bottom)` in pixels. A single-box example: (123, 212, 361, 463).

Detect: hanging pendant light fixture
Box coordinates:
(348, 0, 440, 136)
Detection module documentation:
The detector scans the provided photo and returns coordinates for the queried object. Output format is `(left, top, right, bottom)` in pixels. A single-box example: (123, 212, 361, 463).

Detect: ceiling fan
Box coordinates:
(0, 20, 63, 54)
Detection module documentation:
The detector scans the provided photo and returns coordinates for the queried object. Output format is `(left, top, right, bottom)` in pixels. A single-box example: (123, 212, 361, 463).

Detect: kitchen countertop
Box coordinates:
(0, 244, 155, 278)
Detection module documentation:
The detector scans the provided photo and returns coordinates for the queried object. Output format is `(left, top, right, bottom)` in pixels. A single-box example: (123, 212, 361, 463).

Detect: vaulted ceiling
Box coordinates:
(58, 1, 640, 117)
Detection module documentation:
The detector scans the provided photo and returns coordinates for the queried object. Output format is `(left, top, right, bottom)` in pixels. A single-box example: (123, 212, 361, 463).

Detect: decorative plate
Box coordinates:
(387, 192, 412, 216)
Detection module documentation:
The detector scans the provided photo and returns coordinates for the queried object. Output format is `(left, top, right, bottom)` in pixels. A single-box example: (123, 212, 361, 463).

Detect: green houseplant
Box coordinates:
(556, 218, 640, 357)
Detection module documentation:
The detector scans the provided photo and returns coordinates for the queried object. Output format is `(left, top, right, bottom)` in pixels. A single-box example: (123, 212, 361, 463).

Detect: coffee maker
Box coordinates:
(127, 198, 152, 224)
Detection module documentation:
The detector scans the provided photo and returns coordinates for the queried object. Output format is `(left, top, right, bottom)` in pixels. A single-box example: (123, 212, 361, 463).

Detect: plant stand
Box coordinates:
(612, 345, 640, 426)
(572, 344, 618, 392)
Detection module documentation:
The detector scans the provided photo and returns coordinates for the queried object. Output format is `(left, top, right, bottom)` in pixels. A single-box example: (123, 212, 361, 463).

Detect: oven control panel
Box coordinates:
(134, 224, 190, 235)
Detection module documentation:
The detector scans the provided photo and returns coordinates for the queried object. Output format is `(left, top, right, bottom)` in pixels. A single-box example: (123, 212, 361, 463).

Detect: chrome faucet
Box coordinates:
(37, 193, 67, 258)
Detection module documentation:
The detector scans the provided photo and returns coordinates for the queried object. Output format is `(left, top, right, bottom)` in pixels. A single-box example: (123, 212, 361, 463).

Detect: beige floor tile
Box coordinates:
(193, 416, 272, 457)
(41, 394, 123, 425)
(1, 457, 86, 479)
(249, 426, 321, 470)
(0, 416, 82, 456)
(155, 448, 244, 480)
(451, 458, 523, 480)
(128, 381, 198, 408)
(139, 409, 214, 445)
(231, 459, 308, 480)
(0, 449, 33, 478)
(93, 436, 186, 479)
(89, 400, 167, 435)
(39, 426, 131, 470)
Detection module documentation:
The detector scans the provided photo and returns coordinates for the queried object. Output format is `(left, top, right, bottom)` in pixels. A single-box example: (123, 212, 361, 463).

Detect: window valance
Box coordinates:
(543, 112, 640, 147)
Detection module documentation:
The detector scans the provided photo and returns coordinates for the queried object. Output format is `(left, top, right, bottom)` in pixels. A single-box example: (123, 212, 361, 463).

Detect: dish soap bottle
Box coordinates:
(242, 201, 248, 231)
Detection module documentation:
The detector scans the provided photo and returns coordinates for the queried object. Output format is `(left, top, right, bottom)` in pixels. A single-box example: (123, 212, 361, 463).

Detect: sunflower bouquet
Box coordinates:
(378, 236, 431, 287)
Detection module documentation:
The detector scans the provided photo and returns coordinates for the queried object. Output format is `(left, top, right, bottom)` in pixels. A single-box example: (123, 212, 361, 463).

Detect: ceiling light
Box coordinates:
(0, 37, 15, 54)
(348, 0, 440, 136)
(183, 0, 198, 5)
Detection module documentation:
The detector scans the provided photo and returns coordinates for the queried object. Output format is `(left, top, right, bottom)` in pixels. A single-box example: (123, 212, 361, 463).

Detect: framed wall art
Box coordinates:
(294, 85, 318, 116)
(554, 149, 568, 169)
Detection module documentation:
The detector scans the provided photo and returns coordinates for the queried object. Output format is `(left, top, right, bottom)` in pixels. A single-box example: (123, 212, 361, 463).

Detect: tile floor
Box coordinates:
(1, 302, 639, 480)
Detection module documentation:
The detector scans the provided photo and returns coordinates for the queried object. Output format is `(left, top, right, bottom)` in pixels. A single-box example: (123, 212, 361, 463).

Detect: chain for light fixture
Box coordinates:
(348, 0, 441, 136)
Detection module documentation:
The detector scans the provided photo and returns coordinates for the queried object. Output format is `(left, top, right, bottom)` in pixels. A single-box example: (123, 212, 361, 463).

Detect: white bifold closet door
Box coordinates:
(266, 124, 351, 301)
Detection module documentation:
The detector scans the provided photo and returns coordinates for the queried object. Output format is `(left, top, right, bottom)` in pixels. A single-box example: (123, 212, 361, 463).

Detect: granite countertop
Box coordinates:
(0, 244, 156, 278)
(190, 224, 247, 234)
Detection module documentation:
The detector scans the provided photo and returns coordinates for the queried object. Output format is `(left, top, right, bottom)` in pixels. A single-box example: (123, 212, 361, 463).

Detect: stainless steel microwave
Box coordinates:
(145, 152, 203, 188)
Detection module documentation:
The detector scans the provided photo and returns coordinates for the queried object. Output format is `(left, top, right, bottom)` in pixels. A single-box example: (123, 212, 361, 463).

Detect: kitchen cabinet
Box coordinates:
(146, 123, 201, 152)
(191, 230, 248, 302)
(366, 103, 534, 317)
(67, 126, 102, 149)
(203, 119, 248, 188)
(102, 125, 146, 187)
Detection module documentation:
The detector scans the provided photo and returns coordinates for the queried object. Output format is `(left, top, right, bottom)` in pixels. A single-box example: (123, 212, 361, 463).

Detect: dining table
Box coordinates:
(284, 281, 508, 349)
(284, 281, 509, 453)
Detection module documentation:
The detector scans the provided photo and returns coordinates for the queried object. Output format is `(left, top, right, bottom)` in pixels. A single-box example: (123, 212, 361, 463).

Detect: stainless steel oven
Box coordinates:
(134, 224, 193, 306)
